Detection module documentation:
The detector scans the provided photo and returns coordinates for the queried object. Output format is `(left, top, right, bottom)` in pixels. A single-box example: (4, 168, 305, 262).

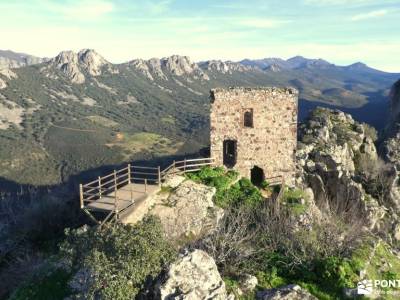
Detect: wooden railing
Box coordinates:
(160, 157, 215, 177)
(79, 157, 215, 211)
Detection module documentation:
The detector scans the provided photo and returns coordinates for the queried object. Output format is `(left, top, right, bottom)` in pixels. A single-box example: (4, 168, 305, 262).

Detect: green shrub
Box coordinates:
(215, 178, 263, 208)
(60, 216, 176, 299)
(185, 166, 226, 182)
(186, 166, 247, 208)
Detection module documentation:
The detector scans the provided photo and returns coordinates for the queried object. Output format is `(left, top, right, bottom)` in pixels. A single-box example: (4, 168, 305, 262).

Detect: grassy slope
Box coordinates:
(0, 62, 397, 186)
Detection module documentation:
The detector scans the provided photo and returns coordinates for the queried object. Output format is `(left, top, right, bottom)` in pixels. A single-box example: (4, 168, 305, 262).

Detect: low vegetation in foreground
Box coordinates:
(5, 167, 400, 300)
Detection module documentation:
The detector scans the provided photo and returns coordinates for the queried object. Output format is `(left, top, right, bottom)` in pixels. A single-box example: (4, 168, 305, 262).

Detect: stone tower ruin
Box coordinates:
(210, 87, 298, 185)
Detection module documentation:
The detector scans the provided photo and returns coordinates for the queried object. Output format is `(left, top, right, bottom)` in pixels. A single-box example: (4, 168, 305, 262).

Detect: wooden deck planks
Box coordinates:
(85, 183, 159, 212)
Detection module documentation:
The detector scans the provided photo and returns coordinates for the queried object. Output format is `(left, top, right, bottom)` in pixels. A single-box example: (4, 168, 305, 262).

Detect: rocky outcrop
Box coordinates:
(382, 81, 400, 160)
(0, 68, 17, 80)
(382, 80, 400, 162)
(42, 49, 110, 84)
(200, 60, 259, 74)
(297, 108, 385, 229)
(265, 64, 281, 72)
(129, 55, 209, 81)
(0, 78, 6, 89)
(50, 50, 85, 83)
(257, 284, 317, 300)
(0, 68, 18, 90)
(156, 249, 232, 300)
(381, 80, 400, 211)
(149, 179, 223, 240)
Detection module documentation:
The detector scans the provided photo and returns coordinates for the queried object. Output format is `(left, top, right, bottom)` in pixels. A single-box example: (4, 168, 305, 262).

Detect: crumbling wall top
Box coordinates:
(210, 86, 298, 102)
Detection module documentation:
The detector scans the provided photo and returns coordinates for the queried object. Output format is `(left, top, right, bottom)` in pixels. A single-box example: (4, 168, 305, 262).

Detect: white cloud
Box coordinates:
(237, 19, 291, 29)
(46, 0, 114, 20)
(351, 9, 388, 21)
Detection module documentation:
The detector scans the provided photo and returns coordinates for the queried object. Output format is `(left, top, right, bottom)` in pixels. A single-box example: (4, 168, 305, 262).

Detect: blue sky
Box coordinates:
(0, 0, 399, 71)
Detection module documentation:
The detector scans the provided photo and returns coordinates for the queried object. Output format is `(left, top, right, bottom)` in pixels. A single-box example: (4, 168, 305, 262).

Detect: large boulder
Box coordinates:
(257, 284, 317, 300)
(150, 180, 223, 240)
(156, 249, 232, 300)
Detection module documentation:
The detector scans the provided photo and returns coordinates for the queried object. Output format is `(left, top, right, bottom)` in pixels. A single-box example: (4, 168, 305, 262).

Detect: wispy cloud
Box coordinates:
(146, 0, 173, 14)
(351, 9, 388, 21)
(238, 19, 291, 29)
(45, 0, 114, 20)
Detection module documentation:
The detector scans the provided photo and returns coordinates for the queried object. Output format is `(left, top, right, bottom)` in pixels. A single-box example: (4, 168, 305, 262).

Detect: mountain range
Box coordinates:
(0, 49, 398, 187)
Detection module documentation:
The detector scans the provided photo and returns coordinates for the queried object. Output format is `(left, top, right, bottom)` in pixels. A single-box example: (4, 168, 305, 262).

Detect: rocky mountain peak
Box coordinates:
(53, 50, 79, 65)
(78, 49, 108, 76)
(200, 60, 258, 74)
(46, 49, 110, 83)
(162, 55, 193, 76)
(130, 55, 209, 81)
(348, 62, 368, 69)
(162, 55, 209, 80)
(287, 56, 332, 69)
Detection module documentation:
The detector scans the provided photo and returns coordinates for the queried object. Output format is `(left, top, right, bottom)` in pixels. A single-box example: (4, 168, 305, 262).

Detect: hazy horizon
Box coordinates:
(0, 0, 399, 72)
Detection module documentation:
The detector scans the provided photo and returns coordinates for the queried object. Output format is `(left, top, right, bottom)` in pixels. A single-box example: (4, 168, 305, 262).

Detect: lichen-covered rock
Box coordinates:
(381, 80, 400, 210)
(156, 249, 232, 300)
(150, 180, 223, 240)
(257, 284, 317, 300)
(297, 108, 385, 229)
(163, 174, 186, 189)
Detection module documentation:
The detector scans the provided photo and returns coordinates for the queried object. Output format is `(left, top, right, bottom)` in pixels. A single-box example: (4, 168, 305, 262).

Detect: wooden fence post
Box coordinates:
(145, 178, 147, 193)
(114, 170, 118, 213)
(158, 166, 161, 187)
(128, 163, 131, 184)
(184, 159, 186, 173)
(98, 176, 102, 199)
(79, 184, 84, 209)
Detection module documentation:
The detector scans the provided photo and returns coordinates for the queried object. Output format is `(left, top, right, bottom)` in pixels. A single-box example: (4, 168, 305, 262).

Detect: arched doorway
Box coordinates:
(223, 139, 237, 168)
(251, 166, 264, 186)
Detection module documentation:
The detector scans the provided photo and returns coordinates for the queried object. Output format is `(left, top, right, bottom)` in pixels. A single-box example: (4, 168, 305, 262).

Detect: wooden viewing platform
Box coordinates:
(79, 157, 215, 224)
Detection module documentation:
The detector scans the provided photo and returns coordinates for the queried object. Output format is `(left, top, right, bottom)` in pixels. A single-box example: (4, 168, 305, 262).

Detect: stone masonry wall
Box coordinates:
(210, 87, 298, 184)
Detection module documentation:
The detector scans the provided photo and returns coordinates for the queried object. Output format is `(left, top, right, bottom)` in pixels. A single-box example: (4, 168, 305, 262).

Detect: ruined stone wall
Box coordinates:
(210, 87, 298, 184)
